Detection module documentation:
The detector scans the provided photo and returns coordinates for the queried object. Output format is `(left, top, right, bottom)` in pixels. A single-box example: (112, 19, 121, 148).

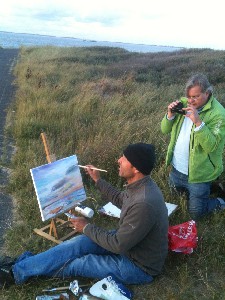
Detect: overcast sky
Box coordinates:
(1, 0, 224, 50)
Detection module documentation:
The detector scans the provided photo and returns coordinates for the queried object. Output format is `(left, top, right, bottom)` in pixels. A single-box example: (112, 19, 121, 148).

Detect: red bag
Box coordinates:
(168, 220, 198, 254)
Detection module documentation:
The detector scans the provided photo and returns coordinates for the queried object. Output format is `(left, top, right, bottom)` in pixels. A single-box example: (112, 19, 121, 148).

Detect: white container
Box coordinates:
(75, 205, 94, 218)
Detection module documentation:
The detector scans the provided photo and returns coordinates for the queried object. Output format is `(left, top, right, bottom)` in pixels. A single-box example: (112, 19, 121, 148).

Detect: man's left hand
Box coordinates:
(184, 105, 202, 127)
(70, 217, 89, 233)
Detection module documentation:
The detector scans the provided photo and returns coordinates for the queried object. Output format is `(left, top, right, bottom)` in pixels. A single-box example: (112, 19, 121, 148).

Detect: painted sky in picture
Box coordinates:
(30, 155, 86, 221)
(0, 0, 225, 50)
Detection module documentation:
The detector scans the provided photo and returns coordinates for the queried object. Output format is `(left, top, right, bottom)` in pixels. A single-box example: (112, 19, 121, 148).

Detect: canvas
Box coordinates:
(30, 155, 86, 221)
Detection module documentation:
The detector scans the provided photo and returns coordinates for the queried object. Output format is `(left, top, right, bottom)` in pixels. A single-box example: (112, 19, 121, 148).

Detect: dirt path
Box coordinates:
(0, 48, 19, 252)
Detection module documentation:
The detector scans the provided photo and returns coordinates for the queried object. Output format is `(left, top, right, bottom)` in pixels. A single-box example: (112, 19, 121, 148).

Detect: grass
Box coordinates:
(0, 45, 225, 299)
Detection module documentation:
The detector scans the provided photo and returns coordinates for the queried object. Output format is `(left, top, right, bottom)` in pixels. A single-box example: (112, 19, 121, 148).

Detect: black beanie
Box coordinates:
(123, 143, 155, 175)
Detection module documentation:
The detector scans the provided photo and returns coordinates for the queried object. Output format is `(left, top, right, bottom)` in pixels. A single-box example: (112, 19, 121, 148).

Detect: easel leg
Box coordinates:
(49, 219, 58, 239)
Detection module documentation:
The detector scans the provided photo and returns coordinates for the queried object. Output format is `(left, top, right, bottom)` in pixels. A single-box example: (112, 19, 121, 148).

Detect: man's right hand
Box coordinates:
(85, 165, 100, 182)
(167, 100, 181, 118)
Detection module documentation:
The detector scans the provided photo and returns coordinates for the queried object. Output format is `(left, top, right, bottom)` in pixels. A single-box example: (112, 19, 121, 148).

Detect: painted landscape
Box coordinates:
(30, 155, 86, 221)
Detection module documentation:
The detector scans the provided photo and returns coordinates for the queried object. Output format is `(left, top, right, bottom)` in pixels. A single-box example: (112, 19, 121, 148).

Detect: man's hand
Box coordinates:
(183, 105, 202, 127)
(85, 165, 100, 182)
(167, 100, 181, 118)
(70, 217, 89, 233)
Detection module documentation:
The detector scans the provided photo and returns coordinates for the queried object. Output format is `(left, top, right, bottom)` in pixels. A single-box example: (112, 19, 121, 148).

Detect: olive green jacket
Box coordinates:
(161, 96, 225, 183)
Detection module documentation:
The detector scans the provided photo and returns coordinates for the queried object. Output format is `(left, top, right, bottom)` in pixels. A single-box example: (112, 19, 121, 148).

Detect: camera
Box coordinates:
(171, 102, 185, 115)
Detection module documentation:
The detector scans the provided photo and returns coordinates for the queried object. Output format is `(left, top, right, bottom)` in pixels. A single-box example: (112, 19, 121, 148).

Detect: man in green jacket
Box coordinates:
(161, 73, 225, 219)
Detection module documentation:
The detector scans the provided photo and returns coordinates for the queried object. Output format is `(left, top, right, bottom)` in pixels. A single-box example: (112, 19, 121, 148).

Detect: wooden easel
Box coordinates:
(33, 132, 77, 244)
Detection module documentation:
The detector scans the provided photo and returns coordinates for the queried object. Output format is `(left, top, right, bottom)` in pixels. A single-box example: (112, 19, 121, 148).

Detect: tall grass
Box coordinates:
(1, 46, 225, 299)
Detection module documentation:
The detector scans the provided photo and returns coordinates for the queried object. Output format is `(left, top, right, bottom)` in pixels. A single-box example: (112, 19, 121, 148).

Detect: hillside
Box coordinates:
(1, 46, 225, 299)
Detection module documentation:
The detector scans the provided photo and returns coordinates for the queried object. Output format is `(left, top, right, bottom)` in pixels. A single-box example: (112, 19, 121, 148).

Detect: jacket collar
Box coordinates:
(201, 95, 214, 112)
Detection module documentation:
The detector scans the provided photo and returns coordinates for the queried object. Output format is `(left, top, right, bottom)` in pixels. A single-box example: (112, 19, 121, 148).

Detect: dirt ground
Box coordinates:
(0, 48, 19, 252)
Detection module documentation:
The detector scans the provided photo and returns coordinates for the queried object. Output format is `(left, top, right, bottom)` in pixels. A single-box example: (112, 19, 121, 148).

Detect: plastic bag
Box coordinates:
(168, 220, 198, 254)
(89, 275, 133, 300)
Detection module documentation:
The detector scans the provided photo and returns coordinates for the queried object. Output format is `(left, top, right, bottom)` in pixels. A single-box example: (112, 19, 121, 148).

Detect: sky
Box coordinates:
(1, 0, 225, 50)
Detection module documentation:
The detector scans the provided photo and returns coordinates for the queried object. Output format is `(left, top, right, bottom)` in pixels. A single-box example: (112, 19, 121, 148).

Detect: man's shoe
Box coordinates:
(217, 198, 225, 210)
(0, 264, 15, 288)
(211, 181, 225, 198)
(0, 255, 16, 288)
(0, 256, 16, 267)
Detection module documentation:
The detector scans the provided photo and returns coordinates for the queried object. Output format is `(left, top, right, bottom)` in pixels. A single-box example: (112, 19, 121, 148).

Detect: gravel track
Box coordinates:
(0, 48, 19, 252)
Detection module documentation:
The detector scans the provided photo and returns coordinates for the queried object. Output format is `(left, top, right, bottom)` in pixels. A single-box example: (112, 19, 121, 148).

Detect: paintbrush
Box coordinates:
(78, 165, 107, 172)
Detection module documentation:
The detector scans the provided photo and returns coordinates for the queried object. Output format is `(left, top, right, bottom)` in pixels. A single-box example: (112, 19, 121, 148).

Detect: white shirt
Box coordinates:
(172, 117, 193, 175)
(168, 112, 205, 175)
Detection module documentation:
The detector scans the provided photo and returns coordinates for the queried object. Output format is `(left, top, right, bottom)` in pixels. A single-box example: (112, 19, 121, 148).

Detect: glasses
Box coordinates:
(187, 93, 202, 101)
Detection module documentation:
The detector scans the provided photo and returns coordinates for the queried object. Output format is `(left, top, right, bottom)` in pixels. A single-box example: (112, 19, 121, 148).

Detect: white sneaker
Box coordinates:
(89, 275, 132, 300)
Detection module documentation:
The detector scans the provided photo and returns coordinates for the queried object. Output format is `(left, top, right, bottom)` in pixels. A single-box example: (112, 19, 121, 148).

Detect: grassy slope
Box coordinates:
(0, 46, 225, 299)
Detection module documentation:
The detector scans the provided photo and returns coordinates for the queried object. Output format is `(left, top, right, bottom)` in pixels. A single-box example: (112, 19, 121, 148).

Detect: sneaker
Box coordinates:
(0, 256, 16, 267)
(0, 267, 15, 288)
(217, 198, 225, 210)
(0, 262, 15, 288)
(89, 275, 132, 300)
(212, 181, 225, 198)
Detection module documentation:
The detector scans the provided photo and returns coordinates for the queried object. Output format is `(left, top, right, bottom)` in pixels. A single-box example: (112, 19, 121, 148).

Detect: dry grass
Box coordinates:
(1, 46, 225, 299)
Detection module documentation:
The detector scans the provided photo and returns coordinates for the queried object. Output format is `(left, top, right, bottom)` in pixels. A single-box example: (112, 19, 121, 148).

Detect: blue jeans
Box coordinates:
(12, 234, 153, 285)
(169, 167, 221, 219)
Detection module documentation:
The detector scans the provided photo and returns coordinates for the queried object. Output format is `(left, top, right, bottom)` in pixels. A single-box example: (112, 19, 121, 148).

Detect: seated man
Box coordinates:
(0, 143, 169, 288)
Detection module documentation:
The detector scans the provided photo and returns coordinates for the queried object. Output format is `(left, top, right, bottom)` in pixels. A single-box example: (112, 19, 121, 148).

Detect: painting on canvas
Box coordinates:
(30, 155, 86, 221)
